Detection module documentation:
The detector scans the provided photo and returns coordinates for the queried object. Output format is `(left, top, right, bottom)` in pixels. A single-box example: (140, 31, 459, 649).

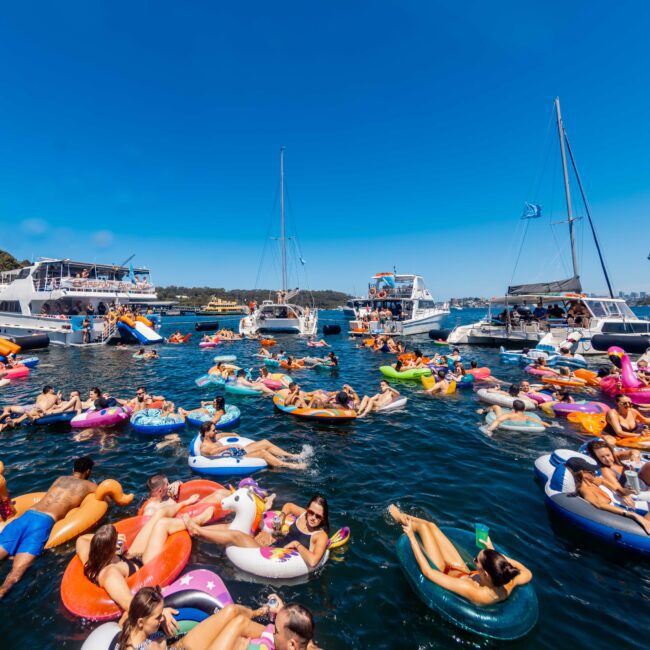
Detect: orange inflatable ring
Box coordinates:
(574, 368, 600, 387)
(60, 515, 191, 620)
(261, 339, 276, 347)
(279, 359, 305, 369)
(0, 479, 133, 549)
(567, 412, 650, 449)
(137, 479, 229, 523)
(541, 376, 586, 388)
(377, 290, 387, 299)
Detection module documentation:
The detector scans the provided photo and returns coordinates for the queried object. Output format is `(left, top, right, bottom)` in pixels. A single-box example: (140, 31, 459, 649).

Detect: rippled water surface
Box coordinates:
(2, 309, 650, 648)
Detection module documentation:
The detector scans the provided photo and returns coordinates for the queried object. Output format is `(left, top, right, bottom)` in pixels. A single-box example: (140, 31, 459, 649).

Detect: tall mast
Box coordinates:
(555, 97, 580, 280)
(280, 146, 287, 298)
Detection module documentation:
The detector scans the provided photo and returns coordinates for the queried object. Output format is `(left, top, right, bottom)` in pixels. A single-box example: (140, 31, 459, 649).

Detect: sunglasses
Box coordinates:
(620, 401, 633, 406)
(306, 509, 323, 522)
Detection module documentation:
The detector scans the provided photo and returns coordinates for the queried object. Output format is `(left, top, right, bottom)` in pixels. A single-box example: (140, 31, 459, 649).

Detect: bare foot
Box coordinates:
(182, 514, 203, 537)
(388, 504, 409, 525)
(290, 462, 308, 470)
(182, 494, 200, 507)
(264, 493, 277, 510)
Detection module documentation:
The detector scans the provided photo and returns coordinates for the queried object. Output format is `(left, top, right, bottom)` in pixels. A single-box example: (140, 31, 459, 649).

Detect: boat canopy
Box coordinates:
(507, 276, 581, 296)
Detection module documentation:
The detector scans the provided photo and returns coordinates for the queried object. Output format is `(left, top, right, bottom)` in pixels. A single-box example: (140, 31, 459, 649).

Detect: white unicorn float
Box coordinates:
(220, 487, 350, 579)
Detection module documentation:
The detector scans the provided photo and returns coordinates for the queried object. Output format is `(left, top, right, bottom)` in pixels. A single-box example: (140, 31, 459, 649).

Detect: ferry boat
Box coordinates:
(198, 296, 247, 315)
(0, 258, 161, 346)
(447, 98, 650, 355)
(348, 272, 449, 337)
(239, 147, 318, 337)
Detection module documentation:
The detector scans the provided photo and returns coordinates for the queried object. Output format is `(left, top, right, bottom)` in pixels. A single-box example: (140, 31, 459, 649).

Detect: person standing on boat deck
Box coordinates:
(0, 457, 96, 600)
(533, 301, 547, 320)
(82, 316, 91, 343)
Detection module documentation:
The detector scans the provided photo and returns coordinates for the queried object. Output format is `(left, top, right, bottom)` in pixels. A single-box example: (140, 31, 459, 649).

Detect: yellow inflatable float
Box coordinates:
(0, 476, 133, 549)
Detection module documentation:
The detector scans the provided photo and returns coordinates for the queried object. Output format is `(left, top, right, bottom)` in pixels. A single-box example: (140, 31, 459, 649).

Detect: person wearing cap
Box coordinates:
(565, 456, 650, 536)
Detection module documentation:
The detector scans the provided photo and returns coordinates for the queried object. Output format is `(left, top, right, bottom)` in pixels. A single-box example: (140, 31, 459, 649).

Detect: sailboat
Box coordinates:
(447, 98, 650, 354)
(239, 147, 318, 336)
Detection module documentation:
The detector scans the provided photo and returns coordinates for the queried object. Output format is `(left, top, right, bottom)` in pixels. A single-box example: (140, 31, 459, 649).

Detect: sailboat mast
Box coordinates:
(555, 97, 580, 280)
(280, 146, 287, 298)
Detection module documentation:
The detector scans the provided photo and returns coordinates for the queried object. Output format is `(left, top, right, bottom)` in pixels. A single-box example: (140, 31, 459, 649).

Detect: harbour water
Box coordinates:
(2, 309, 649, 648)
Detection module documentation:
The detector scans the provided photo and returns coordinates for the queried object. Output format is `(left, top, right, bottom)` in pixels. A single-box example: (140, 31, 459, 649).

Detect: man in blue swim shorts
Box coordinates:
(0, 456, 96, 599)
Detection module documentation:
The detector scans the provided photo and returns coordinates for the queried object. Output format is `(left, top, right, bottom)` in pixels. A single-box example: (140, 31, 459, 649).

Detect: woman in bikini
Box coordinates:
(75, 507, 214, 618)
(604, 394, 650, 440)
(184, 495, 330, 572)
(388, 505, 532, 605)
(114, 586, 316, 650)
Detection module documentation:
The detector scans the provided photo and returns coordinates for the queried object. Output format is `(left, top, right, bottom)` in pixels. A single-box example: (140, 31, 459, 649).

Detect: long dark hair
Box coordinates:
(84, 524, 117, 585)
(307, 495, 330, 534)
(478, 548, 520, 588)
(116, 586, 164, 650)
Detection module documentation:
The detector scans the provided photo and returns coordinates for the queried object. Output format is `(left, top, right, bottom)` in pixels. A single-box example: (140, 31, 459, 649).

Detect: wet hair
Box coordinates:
(437, 369, 447, 379)
(237, 369, 245, 378)
(470, 359, 478, 369)
(116, 586, 164, 650)
(414, 349, 422, 358)
(512, 399, 526, 412)
(90, 387, 102, 398)
(288, 382, 297, 390)
(84, 524, 117, 585)
(508, 384, 520, 397)
(136, 385, 146, 392)
(478, 548, 520, 588)
(199, 421, 215, 438)
(336, 391, 349, 407)
(42, 385, 54, 394)
(452, 348, 460, 354)
(73, 456, 94, 475)
(586, 439, 614, 464)
(213, 396, 225, 410)
(282, 603, 315, 649)
(147, 473, 167, 495)
(597, 366, 610, 378)
(306, 495, 330, 534)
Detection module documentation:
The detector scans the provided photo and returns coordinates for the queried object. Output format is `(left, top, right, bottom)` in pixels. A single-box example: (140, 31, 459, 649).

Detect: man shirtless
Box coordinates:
(357, 381, 400, 416)
(126, 386, 165, 413)
(47, 390, 84, 415)
(0, 385, 61, 429)
(0, 456, 96, 599)
(199, 422, 306, 470)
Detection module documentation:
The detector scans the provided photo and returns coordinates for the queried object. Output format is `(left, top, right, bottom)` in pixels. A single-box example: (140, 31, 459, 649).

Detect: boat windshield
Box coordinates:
(584, 299, 637, 320)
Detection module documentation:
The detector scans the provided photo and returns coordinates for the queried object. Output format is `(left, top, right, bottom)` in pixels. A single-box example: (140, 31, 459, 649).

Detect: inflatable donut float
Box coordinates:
(61, 515, 191, 620)
(0, 479, 133, 549)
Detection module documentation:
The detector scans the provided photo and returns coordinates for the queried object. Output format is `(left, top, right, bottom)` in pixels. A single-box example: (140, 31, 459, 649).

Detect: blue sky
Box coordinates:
(1, 1, 649, 299)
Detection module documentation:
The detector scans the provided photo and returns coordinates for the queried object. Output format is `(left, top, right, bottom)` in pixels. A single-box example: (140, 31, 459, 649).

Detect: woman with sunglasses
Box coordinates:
(604, 393, 650, 441)
(184, 496, 330, 571)
(113, 586, 316, 650)
(388, 505, 532, 605)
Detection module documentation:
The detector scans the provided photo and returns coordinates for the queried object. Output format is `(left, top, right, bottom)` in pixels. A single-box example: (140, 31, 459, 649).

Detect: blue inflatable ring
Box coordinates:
(396, 527, 538, 640)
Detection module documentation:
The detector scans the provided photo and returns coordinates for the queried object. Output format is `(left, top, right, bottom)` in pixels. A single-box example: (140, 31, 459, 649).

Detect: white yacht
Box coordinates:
(348, 272, 449, 336)
(447, 98, 650, 355)
(0, 258, 161, 345)
(239, 147, 318, 337)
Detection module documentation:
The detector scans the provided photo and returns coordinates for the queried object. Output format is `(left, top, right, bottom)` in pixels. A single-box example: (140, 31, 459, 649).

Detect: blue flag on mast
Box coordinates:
(522, 202, 542, 219)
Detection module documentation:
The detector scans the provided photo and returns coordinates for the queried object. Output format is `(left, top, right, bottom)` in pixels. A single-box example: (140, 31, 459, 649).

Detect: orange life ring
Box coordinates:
(60, 515, 191, 620)
(377, 291, 387, 299)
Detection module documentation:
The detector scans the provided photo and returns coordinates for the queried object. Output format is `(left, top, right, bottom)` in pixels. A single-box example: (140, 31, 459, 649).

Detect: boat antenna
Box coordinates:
(555, 97, 579, 281)
(280, 146, 287, 300)
(563, 132, 615, 299)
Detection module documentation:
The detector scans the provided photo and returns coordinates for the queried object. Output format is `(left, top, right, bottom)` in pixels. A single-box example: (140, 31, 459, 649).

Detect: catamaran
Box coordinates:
(0, 258, 162, 346)
(348, 272, 449, 336)
(239, 147, 318, 336)
(447, 98, 650, 355)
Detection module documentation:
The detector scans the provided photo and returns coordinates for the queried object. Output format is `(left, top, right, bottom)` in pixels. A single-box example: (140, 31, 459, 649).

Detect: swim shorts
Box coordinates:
(0, 509, 55, 556)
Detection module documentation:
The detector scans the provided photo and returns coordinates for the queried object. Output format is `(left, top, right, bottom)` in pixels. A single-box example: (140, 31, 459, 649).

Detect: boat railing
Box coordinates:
(33, 277, 156, 294)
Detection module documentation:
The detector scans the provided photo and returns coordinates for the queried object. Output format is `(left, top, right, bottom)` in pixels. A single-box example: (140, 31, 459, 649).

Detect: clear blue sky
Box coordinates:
(1, 1, 649, 299)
